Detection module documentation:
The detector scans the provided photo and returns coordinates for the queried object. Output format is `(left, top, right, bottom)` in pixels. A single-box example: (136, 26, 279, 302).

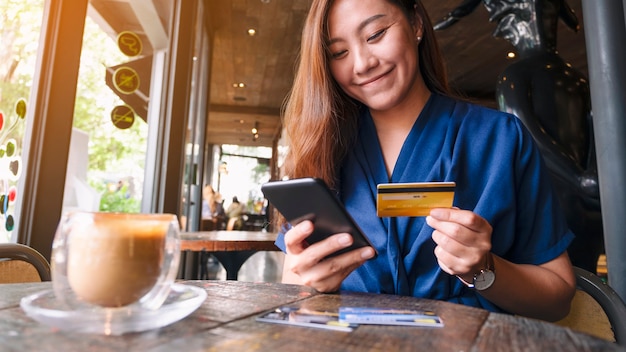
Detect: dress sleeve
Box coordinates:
(509, 117, 575, 264)
(452, 109, 574, 265)
(274, 224, 290, 252)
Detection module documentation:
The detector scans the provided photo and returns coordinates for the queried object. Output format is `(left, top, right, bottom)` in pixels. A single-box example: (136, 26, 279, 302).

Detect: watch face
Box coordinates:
(473, 269, 495, 291)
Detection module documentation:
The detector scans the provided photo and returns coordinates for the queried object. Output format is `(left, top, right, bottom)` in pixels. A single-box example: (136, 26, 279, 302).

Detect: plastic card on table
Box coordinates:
(256, 306, 357, 332)
(338, 307, 444, 327)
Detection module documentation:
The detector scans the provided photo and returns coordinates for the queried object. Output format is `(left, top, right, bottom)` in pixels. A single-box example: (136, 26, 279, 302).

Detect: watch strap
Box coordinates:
(456, 253, 494, 289)
(456, 274, 475, 288)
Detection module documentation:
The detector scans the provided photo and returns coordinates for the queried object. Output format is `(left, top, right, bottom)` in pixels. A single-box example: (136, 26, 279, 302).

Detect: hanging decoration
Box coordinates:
(0, 98, 27, 234)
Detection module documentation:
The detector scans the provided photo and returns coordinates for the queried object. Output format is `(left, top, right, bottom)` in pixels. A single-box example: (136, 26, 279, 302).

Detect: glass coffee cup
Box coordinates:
(51, 212, 181, 310)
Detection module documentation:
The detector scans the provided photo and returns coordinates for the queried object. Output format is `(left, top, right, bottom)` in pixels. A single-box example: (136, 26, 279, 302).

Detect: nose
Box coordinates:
(353, 45, 378, 75)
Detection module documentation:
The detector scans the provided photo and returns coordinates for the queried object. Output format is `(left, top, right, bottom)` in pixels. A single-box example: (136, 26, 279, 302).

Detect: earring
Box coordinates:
(416, 36, 422, 42)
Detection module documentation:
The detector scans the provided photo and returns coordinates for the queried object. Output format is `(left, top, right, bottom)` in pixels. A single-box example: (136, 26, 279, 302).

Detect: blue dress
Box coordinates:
(276, 94, 574, 313)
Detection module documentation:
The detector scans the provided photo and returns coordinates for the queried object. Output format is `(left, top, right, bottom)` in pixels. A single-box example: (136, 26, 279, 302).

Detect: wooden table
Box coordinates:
(1, 281, 621, 351)
(179, 230, 279, 280)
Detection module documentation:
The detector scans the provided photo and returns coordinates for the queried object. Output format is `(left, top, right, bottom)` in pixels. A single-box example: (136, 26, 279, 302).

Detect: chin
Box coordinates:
(359, 95, 403, 112)
(364, 102, 398, 113)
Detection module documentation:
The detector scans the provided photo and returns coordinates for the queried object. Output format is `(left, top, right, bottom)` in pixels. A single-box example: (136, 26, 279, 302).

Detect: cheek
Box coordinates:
(329, 61, 351, 89)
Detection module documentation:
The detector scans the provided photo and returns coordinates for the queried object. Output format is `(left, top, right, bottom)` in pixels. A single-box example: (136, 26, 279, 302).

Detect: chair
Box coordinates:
(555, 266, 626, 345)
(0, 243, 51, 283)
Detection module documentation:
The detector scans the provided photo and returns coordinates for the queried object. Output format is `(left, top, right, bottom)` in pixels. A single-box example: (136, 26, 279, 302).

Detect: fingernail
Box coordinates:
(361, 247, 375, 259)
(430, 209, 444, 218)
(299, 221, 313, 231)
(338, 234, 351, 246)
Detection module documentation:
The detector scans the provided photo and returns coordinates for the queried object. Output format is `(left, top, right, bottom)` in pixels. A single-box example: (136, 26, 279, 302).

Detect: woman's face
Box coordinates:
(327, 0, 423, 113)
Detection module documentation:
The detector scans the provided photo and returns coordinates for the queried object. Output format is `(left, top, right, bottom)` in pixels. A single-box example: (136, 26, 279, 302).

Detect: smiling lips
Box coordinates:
(357, 68, 393, 86)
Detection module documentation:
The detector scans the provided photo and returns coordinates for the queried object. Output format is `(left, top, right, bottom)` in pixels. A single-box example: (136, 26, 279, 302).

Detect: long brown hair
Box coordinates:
(280, 0, 451, 195)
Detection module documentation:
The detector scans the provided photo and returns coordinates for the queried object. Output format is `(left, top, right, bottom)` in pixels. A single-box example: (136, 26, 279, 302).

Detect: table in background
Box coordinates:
(179, 230, 279, 280)
(0, 281, 620, 351)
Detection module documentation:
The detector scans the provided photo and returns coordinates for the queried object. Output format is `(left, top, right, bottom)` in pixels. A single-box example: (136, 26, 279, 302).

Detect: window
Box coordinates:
(0, 0, 45, 243)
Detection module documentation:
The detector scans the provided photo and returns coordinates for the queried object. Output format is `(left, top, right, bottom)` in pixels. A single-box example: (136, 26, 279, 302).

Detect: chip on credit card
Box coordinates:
(377, 182, 456, 217)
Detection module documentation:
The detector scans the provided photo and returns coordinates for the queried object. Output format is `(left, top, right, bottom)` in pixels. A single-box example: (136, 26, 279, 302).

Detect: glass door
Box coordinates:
(62, 0, 174, 215)
(218, 145, 272, 231)
(13, 0, 209, 258)
(179, 2, 210, 232)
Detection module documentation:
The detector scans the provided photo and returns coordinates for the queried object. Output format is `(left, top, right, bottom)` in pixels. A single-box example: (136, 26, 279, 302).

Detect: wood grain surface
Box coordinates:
(1, 281, 621, 351)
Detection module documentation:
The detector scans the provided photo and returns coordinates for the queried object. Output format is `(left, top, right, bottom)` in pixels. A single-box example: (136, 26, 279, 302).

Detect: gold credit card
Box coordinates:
(377, 182, 456, 217)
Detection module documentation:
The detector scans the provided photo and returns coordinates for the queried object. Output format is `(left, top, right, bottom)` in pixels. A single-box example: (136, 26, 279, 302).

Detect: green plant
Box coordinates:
(95, 182, 140, 213)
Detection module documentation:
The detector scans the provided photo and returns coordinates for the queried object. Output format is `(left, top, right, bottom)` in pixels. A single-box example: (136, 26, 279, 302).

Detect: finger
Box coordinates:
(426, 215, 472, 244)
(301, 232, 365, 265)
(299, 247, 375, 292)
(287, 230, 359, 275)
(284, 220, 315, 255)
(433, 243, 475, 275)
(426, 214, 491, 249)
(433, 246, 454, 274)
(429, 208, 489, 233)
(432, 233, 476, 271)
(432, 229, 481, 259)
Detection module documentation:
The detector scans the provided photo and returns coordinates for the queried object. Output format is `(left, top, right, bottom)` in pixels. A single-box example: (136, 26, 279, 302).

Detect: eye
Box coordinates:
(367, 28, 387, 42)
(330, 49, 347, 60)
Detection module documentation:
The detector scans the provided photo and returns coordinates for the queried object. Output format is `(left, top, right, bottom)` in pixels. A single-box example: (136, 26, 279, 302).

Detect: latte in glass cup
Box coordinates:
(52, 212, 181, 309)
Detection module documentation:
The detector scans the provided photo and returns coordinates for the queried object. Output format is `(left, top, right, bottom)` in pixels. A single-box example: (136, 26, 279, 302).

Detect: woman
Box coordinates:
(225, 196, 246, 230)
(202, 185, 224, 219)
(276, 0, 575, 321)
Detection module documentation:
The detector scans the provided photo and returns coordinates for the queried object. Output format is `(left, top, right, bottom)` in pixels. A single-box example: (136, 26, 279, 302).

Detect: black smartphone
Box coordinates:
(261, 177, 377, 258)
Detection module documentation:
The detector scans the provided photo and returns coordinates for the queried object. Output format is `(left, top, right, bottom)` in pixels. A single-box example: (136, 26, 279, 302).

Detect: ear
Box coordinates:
(415, 21, 424, 40)
(411, 5, 424, 40)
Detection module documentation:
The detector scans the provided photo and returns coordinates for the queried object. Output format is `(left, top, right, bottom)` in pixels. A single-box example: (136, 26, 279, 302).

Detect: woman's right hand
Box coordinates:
(281, 220, 375, 292)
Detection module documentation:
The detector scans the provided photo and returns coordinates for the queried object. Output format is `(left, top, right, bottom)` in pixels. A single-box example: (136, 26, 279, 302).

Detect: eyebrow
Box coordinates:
(328, 14, 387, 45)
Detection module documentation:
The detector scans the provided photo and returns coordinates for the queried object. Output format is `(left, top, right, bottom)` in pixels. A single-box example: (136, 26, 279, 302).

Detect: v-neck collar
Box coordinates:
(360, 94, 438, 184)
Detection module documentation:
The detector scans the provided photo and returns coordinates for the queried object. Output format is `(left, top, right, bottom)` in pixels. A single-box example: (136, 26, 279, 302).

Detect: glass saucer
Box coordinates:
(20, 283, 207, 335)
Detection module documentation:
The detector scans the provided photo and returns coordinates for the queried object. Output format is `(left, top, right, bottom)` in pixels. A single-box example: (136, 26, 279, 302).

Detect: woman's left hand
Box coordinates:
(426, 208, 493, 283)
